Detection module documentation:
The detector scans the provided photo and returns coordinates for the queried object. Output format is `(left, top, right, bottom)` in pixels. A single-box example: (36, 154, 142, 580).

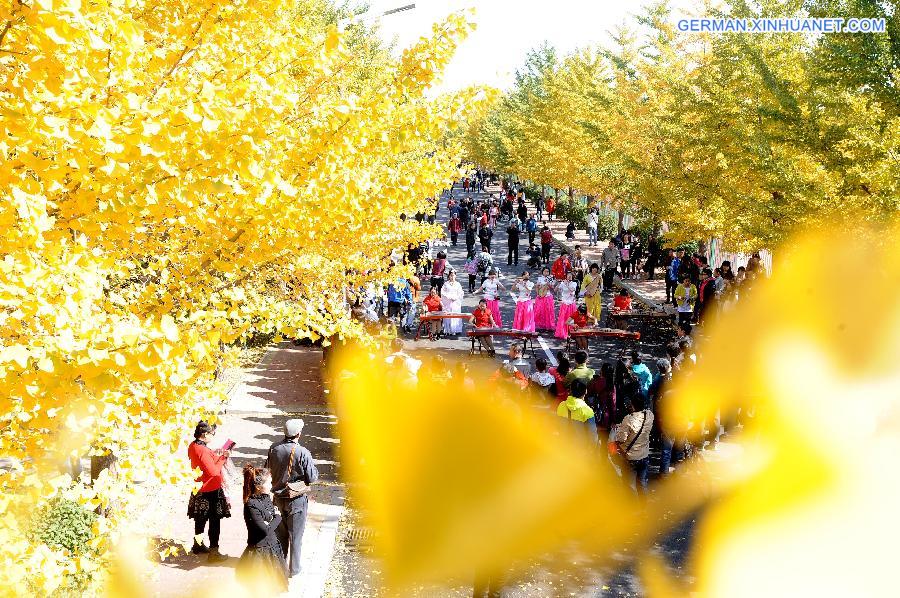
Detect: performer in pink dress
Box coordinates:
(511, 272, 536, 332)
(554, 271, 579, 339)
(477, 269, 505, 328)
(533, 267, 556, 331)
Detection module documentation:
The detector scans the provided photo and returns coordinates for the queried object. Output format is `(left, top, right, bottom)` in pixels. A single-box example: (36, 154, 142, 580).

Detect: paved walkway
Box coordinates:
(152, 343, 343, 598)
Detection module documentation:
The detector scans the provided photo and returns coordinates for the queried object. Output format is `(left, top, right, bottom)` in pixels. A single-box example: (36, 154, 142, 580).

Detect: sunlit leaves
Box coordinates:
(0, 0, 483, 592)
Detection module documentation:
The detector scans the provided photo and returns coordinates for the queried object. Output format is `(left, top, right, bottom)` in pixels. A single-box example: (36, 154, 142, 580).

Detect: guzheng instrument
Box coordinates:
(569, 327, 641, 340)
(467, 327, 539, 339)
(419, 312, 472, 321)
(415, 312, 472, 339)
(566, 326, 640, 353)
(467, 328, 539, 357)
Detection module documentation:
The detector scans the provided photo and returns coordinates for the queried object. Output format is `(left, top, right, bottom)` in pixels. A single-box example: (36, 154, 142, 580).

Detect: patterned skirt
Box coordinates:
(187, 488, 231, 520)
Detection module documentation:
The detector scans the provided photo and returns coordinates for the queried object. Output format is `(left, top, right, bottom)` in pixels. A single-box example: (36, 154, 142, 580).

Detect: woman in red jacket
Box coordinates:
(187, 421, 231, 562)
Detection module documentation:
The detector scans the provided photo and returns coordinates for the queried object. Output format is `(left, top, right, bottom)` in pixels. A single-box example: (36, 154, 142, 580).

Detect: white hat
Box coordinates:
(284, 419, 304, 438)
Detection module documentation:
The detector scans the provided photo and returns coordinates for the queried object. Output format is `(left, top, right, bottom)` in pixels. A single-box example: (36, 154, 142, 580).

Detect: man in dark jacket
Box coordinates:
(267, 419, 319, 579)
(506, 221, 520, 266)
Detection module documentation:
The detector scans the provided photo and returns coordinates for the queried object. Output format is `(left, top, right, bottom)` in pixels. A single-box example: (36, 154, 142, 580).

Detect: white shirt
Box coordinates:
(587, 213, 597, 229)
(513, 280, 534, 303)
(480, 278, 500, 300)
(441, 280, 463, 304)
(558, 281, 577, 304)
(530, 371, 555, 387)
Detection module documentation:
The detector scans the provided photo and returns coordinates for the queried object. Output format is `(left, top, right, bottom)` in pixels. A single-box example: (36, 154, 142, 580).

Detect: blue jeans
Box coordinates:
(628, 457, 650, 495)
(588, 226, 598, 245)
(660, 437, 673, 476)
(405, 302, 417, 329)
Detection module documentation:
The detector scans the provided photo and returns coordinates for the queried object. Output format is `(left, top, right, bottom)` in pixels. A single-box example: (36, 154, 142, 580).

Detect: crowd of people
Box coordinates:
(340, 174, 759, 493)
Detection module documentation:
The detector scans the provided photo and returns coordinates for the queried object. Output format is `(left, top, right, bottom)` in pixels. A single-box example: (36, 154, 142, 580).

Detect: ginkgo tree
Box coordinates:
(0, 0, 482, 592)
(467, 0, 899, 250)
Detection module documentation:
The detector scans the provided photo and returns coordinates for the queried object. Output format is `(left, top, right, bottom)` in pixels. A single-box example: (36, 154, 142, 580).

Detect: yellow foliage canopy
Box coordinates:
(0, 0, 482, 592)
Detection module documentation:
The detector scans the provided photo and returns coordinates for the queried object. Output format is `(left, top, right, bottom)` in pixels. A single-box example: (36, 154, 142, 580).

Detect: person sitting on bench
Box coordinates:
(566, 304, 598, 351)
(469, 298, 497, 357)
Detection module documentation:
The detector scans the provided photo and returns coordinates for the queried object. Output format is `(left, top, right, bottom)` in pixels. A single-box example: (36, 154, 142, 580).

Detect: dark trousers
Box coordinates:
(665, 278, 677, 303)
(466, 239, 475, 256)
(387, 301, 403, 318)
(450, 231, 458, 245)
(193, 504, 221, 548)
(468, 274, 477, 293)
(628, 457, 650, 495)
(528, 231, 535, 244)
(275, 498, 309, 577)
(431, 276, 444, 295)
(677, 311, 692, 327)
(602, 267, 616, 290)
(541, 243, 551, 263)
(507, 244, 518, 265)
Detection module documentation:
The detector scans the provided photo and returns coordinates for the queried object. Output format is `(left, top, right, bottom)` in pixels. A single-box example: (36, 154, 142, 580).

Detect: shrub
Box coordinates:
(554, 200, 587, 228)
(32, 497, 97, 555)
(595, 212, 617, 243)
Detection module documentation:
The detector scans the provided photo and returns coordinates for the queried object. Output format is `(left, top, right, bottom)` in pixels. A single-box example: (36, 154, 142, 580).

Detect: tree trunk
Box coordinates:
(698, 239, 709, 258)
(617, 210, 625, 234)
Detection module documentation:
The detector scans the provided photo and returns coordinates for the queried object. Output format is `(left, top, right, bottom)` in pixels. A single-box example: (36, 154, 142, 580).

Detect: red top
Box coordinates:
(188, 441, 226, 493)
(551, 256, 570, 280)
(613, 296, 632, 310)
(571, 311, 588, 328)
(449, 217, 462, 233)
(480, 213, 488, 227)
(551, 370, 567, 405)
(472, 307, 493, 328)
(424, 294, 442, 312)
(431, 259, 446, 276)
(546, 198, 555, 212)
(540, 230, 553, 244)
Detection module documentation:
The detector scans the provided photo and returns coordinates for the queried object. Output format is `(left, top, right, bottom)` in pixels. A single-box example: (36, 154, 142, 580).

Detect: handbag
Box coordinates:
(274, 445, 311, 500)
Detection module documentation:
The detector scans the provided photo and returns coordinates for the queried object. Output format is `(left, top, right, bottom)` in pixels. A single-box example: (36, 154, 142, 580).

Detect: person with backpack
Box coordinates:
(476, 246, 493, 283)
(614, 395, 654, 495)
(539, 226, 553, 264)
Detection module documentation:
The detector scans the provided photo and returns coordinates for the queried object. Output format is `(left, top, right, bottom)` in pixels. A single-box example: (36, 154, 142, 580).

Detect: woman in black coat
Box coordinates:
(236, 465, 289, 594)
